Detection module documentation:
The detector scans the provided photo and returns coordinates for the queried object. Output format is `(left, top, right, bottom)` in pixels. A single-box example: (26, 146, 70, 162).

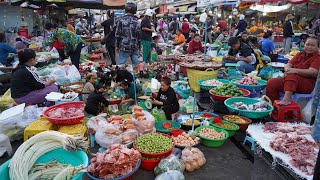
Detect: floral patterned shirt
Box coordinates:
(43, 28, 83, 51)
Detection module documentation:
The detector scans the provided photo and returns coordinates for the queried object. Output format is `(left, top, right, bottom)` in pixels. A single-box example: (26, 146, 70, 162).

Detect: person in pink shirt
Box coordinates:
(217, 18, 227, 31)
(138, 61, 144, 77)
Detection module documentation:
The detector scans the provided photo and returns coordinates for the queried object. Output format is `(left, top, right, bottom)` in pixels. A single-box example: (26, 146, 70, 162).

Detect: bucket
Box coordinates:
(170, 129, 183, 137)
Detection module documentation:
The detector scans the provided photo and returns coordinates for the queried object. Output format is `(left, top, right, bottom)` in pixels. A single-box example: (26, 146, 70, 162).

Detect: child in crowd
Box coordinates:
(82, 74, 96, 103)
(85, 83, 109, 116)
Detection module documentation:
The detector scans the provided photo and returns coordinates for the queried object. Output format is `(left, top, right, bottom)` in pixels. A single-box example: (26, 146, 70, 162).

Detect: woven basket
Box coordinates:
(42, 102, 85, 125)
(186, 68, 218, 93)
(224, 97, 274, 119)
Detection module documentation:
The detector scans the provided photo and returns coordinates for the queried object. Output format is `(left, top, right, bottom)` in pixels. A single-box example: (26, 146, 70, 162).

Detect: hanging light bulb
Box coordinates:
(229, 15, 232, 19)
(217, 13, 221, 17)
(263, 12, 267, 16)
(209, 10, 213, 14)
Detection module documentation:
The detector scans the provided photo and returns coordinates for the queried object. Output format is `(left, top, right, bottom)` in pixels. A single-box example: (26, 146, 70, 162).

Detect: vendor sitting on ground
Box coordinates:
(110, 67, 134, 84)
(11, 49, 58, 106)
(82, 74, 96, 103)
(152, 77, 179, 120)
(120, 79, 136, 105)
(173, 29, 186, 47)
(222, 37, 256, 73)
(266, 37, 320, 105)
(260, 30, 275, 56)
(85, 83, 109, 116)
(188, 34, 204, 54)
(186, 28, 196, 43)
(0, 33, 20, 66)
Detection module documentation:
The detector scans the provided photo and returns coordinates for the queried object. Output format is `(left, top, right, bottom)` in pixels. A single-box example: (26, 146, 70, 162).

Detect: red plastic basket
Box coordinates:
(209, 88, 250, 102)
(42, 102, 85, 125)
(133, 133, 173, 158)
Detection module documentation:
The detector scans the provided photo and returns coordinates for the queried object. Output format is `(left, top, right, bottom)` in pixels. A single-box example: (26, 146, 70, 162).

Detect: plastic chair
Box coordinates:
(24, 118, 55, 141)
(271, 100, 301, 122)
(243, 135, 255, 151)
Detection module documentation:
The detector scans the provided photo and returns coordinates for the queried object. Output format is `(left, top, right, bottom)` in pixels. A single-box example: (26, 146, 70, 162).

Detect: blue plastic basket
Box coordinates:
(86, 160, 141, 180)
(230, 78, 267, 92)
(0, 148, 88, 180)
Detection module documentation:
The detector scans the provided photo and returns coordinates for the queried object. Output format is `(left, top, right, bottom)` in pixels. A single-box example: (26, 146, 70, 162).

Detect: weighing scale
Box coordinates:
(225, 63, 242, 79)
(138, 96, 153, 110)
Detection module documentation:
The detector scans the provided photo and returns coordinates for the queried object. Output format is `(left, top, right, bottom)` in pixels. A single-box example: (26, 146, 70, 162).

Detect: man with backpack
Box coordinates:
(101, 10, 116, 65)
(115, 2, 141, 65)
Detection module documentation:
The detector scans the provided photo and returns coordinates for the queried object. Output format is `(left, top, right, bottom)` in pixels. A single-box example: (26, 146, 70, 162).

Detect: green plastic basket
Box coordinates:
(0, 148, 88, 180)
(224, 97, 274, 119)
(197, 78, 230, 91)
(155, 120, 181, 133)
(209, 120, 239, 137)
(230, 78, 267, 92)
(195, 126, 229, 148)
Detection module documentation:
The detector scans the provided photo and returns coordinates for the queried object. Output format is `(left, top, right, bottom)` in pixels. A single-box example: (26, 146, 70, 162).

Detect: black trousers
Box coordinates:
(163, 104, 179, 120)
(314, 150, 320, 180)
(70, 43, 82, 69)
(106, 44, 116, 65)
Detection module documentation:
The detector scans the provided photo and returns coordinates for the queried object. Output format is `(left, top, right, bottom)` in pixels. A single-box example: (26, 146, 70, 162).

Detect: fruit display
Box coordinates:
(235, 77, 259, 85)
(172, 132, 200, 147)
(201, 79, 223, 87)
(135, 133, 173, 154)
(210, 84, 244, 97)
(289, 49, 300, 56)
(223, 115, 246, 124)
(198, 128, 226, 140)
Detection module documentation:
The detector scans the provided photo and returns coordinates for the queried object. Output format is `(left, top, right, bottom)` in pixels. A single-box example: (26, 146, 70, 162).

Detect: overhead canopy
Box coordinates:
(249, 3, 292, 13)
(243, 0, 308, 4)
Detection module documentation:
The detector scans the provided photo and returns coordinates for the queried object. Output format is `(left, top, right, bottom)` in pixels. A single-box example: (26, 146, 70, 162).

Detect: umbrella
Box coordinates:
(249, 3, 292, 13)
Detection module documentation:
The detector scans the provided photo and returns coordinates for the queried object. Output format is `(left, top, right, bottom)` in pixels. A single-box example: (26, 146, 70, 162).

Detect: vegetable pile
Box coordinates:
(182, 119, 200, 126)
(224, 115, 247, 124)
(181, 147, 206, 172)
(136, 133, 173, 154)
(198, 128, 226, 140)
(88, 144, 141, 179)
(231, 101, 269, 111)
(211, 84, 244, 97)
(214, 123, 237, 129)
(202, 79, 223, 87)
(9, 131, 88, 179)
(47, 107, 84, 119)
(172, 132, 200, 147)
(236, 76, 259, 85)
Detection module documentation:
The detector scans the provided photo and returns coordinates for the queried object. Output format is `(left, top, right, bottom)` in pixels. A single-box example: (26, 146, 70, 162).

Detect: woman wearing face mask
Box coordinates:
(11, 49, 58, 106)
(188, 34, 204, 54)
(152, 77, 179, 120)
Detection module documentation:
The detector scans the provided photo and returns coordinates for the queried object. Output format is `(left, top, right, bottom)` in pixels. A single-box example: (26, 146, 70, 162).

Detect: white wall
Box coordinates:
(0, 5, 34, 35)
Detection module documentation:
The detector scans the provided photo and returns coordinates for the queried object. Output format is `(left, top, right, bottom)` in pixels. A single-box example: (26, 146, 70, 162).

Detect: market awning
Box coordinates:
(177, 5, 188, 12)
(188, 4, 197, 11)
(249, 3, 292, 13)
(174, 11, 197, 14)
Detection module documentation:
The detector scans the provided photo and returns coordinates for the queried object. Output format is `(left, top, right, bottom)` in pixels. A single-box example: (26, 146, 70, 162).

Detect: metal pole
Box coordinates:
(89, 8, 93, 53)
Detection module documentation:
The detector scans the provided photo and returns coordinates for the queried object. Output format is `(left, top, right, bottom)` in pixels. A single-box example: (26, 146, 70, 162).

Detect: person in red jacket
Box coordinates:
(182, 18, 190, 39)
(188, 34, 204, 54)
(51, 40, 66, 61)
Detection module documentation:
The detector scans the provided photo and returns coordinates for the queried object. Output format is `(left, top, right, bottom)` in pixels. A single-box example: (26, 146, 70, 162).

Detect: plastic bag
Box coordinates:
(51, 66, 70, 85)
(18, 106, 44, 128)
(154, 170, 185, 180)
(66, 65, 81, 83)
(172, 148, 182, 158)
(50, 47, 60, 59)
(121, 129, 138, 144)
(86, 116, 108, 134)
(0, 89, 14, 109)
(95, 124, 122, 148)
(302, 98, 313, 124)
(258, 66, 283, 80)
(0, 104, 25, 141)
(181, 147, 206, 172)
(133, 110, 155, 135)
(154, 154, 185, 175)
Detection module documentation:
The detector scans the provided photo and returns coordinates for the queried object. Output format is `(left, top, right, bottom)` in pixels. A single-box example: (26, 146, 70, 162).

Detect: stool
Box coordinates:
(57, 123, 88, 138)
(243, 135, 255, 151)
(0, 134, 13, 157)
(271, 100, 301, 122)
(24, 119, 55, 141)
(171, 112, 179, 121)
